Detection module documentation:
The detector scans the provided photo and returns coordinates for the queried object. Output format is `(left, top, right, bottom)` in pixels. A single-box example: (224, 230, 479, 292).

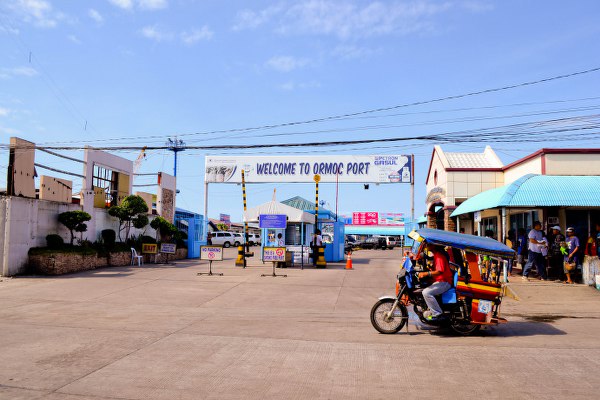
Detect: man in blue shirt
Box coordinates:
(522, 221, 547, 281)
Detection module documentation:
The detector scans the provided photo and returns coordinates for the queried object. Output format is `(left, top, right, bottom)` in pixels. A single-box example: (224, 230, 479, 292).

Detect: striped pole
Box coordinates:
(241, 170, 249, 268)
(315, 180, 319, 227)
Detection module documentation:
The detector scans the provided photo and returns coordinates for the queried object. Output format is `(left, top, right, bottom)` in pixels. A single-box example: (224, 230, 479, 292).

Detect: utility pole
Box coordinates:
(166, 137, 186, 177)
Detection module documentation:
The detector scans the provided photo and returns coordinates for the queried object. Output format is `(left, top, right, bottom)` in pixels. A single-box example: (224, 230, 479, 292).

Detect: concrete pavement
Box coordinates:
(1, 248, 599, 399)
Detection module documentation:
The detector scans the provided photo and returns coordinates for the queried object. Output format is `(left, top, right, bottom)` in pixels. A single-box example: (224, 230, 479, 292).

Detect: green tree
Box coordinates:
(58, 210, 92, 245)
(216, 223, 229, 231)
(150, 216, 178, 242)
(108, 195, 149, 242)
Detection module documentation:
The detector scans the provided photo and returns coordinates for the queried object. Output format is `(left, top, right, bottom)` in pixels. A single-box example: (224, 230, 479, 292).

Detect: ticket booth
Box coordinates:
(243, 196, 315, 266)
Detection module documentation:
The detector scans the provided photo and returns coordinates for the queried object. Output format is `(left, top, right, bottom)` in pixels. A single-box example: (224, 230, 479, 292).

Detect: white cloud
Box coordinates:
(233, 0, 481, 39)
(0, 108, 10, 117)
(138, 0, 168, 10)
(140, 25, 173, 41)
(332, 44, 380, 59)
(233, 5, 283, 31)
(88, 9, 104, 23)
(181, 26, 214, 45)
(108, 0, 133, 10)
(7, 0, 60, 28)
(108, 0, 168, 11)
(67, 35, 81, 44)
(0, 66, 39, 79)
(279, 80, 321, 91)
(266, 56, 309, 72)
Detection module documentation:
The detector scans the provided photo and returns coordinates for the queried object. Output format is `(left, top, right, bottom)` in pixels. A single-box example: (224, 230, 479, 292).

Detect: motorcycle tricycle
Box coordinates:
(370, 228, 515, 336)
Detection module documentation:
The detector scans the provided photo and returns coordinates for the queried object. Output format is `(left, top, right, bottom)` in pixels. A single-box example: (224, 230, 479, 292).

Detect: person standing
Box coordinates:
(312, 229, 323, 266)
(522, 221, 546, 281)
(585, 222, 600, 257)
(549, 226, 565, 279)
(516, 228, 527, 273)
(564, 227, 580, 284)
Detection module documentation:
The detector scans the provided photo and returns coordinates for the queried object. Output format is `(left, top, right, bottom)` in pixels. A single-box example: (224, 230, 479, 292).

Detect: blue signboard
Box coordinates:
(259, 214, 287, 229)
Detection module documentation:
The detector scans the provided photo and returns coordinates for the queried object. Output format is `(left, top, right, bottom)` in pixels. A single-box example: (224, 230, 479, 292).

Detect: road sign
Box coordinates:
(263, 247, 286, 262)
(259, 214, 287, 229)
(200, 246, 223, 261)
(160, 243, 177, 254)
(141, 243, 158, 254)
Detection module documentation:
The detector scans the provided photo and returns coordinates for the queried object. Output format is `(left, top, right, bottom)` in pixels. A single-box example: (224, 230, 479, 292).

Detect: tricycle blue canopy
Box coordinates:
(409, 228, 515, 258)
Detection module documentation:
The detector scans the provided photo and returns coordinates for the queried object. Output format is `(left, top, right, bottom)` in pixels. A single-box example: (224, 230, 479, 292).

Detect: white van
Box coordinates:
(210, 231, 235, 247)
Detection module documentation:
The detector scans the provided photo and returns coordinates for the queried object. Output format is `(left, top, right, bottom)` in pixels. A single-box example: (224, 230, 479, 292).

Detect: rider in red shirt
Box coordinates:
(418, 244, 453, 320)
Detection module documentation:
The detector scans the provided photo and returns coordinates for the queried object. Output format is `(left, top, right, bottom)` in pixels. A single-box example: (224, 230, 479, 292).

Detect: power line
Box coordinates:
(31, 66, 600, 146)
(4, 114, 600, 151)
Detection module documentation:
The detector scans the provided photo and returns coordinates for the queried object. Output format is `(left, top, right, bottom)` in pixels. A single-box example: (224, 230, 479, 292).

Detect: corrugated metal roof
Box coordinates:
(281, 196, 316, 211)
(282, 196, 337, 220)
(452, 174, 600, 217)
(445, 152, 503, 168)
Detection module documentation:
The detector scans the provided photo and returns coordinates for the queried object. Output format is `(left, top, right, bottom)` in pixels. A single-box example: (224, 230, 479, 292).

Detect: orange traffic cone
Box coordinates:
(346, 251, 353, 270)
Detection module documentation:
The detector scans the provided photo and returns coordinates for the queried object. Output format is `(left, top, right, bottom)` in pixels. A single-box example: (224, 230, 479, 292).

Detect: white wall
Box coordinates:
(504, 156, 542, 184)
(0, 196, 158, 276)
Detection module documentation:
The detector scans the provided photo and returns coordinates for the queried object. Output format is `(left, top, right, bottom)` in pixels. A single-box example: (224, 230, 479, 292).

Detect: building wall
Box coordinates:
(8, 137, 36, 198)
(0, 196, 158, 276)
(425, 152, 449, 206)
(39, 176, 72, 203)
(504, 156, 542, 184)
(545, 153, 600, 175)
(157, 172, 176, 222)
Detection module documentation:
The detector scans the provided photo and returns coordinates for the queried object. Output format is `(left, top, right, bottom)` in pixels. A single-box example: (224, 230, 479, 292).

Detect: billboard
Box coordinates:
(219, 213, 231, 228)
(205, 155, 412, 184)
(351, 212, 404, 226)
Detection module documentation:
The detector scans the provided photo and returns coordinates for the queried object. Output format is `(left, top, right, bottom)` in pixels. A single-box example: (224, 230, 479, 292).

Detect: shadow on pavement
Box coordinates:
(480, 321, 566, 337)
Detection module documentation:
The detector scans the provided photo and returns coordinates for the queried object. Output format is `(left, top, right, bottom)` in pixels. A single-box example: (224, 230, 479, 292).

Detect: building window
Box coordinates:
(481, 217, 498, 239)
(434, 170, 438, 186)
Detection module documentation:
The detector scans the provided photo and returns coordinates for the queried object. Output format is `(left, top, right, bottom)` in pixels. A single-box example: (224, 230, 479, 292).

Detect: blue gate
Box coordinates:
(174, 215, 205, 258)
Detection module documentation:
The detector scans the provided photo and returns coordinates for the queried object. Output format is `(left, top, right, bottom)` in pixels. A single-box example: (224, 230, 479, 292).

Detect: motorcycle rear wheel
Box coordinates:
(449, 319, 481, 336)
(370, 299, 407, 334)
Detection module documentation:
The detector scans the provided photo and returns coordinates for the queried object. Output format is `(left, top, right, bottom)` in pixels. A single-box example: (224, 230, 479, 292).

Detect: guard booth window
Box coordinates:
(481, 217, 498, 239)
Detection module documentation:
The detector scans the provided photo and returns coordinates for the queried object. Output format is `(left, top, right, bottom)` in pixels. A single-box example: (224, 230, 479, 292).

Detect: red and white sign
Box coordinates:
(200, 246, 224, 261)
(351, 211, 404, 226)
(352, 212, 379, 225)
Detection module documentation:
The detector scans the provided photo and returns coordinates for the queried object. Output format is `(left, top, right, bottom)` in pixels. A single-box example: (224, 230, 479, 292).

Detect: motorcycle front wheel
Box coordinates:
(370, 299, 407, 334)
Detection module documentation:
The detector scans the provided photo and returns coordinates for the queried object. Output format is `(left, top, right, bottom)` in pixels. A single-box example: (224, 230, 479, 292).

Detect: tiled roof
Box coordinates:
(444, 152, 503, 168)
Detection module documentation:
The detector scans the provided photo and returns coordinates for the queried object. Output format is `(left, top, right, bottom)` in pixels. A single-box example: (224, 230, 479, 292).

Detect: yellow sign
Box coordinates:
(142, 243, 158, 254)
(313, 174, 321, 183)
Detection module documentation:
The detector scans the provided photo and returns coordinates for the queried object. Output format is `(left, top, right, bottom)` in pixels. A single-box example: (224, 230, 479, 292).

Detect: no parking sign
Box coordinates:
(200, 246, 224, 261)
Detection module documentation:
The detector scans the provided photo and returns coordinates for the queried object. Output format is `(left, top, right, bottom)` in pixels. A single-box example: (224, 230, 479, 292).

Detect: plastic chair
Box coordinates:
(131, 248, 143, 266)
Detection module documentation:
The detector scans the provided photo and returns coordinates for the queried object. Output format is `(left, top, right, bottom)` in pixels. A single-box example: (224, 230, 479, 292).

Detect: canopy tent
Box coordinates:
(451, 174, 600, 217)
(243, 198, 314, 224)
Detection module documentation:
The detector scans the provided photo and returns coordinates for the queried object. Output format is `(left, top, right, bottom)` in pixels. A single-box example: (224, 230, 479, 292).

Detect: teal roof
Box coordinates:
(282, 196, 337, 220)
(417, 215, 427, 224)
(452, 174, 600, 217)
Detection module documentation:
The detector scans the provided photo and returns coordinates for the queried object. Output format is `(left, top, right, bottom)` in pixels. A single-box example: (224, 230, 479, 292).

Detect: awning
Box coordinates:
(452, 174, 600, 217)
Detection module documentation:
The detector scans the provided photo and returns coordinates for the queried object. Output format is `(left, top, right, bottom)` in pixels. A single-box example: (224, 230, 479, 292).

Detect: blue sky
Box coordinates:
(1, 0, 600, 222)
